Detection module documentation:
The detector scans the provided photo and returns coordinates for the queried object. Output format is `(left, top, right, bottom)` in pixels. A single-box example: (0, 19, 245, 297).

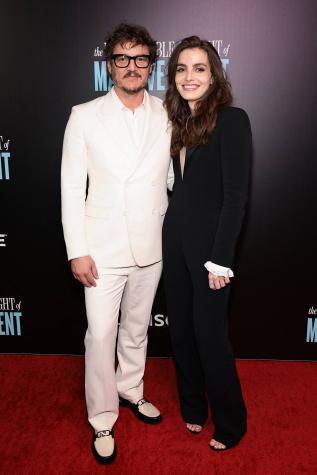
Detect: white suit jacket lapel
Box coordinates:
(97, 92, 137, 179)
(126, 91, 165, 180)
(96, 90, 165, 181)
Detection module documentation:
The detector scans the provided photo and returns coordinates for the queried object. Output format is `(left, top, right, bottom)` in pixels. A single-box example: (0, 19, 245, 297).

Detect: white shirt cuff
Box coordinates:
(204, 261, 234, 278)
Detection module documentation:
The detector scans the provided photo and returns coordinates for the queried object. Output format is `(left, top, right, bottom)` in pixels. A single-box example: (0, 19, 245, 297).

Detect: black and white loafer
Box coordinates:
(92, 429, 117, 464)
(119, 397, 162, 424)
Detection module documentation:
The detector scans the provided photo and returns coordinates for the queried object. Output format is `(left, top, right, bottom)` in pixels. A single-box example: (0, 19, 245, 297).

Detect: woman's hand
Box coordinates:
(208, 272, 230, 290)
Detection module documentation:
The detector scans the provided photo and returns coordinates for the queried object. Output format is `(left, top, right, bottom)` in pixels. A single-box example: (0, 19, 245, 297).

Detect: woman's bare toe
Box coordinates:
(186, 423, 202, 433)
(210, 438, 226, 450)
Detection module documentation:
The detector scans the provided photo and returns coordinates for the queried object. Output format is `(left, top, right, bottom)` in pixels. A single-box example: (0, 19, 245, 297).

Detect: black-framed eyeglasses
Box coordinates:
(111, 54, 151, 68)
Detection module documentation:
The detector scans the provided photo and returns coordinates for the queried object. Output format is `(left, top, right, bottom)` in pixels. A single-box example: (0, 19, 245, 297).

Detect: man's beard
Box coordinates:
(112, 71, 148, 95)
(120, 84, 146, 95)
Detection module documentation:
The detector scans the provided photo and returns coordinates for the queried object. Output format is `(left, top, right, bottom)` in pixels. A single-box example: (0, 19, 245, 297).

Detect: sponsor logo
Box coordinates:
(306, 306, 317, 343)
(0, 136, 11, 180)
(93, 39, 231, 93)
(0, 298, 23, 336)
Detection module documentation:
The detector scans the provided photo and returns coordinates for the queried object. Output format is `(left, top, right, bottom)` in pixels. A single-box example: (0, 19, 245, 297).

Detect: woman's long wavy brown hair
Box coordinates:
(164, 36, 232, 157)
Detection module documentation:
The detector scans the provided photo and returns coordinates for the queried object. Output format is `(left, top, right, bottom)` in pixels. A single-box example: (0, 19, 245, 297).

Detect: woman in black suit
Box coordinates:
(163, 36, 252, 450)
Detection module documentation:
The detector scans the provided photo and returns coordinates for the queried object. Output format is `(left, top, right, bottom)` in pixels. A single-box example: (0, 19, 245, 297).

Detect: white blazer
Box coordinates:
(61, 90, 172, 267)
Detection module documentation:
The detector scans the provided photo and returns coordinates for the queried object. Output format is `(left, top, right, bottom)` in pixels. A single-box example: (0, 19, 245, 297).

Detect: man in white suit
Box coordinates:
(61, 23, 172, 464)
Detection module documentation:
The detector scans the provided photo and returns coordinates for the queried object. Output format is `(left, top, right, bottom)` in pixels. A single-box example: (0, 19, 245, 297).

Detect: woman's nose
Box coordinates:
(185, 69, 194, 81)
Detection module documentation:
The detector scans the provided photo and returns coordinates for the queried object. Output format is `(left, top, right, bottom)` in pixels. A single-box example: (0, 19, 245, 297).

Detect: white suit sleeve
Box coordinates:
(61, 108, 89, 260)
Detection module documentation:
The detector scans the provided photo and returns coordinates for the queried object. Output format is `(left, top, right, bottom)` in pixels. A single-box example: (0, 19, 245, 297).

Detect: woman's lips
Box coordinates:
(182, 85, 199, 90)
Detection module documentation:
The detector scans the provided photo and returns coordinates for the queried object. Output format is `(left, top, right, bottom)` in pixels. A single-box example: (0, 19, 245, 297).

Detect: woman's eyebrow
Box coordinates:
(176, 62, 207, 67)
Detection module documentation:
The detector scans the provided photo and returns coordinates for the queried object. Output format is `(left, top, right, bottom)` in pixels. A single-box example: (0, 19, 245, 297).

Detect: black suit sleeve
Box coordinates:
(210, 108, 252, 267)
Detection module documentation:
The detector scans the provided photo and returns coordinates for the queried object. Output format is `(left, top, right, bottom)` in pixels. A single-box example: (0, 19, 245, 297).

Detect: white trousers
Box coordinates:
(84, 261, 162, 431)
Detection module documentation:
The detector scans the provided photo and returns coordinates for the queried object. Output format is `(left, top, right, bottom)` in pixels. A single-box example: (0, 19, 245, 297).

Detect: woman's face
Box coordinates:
(175, 47, 212, 111)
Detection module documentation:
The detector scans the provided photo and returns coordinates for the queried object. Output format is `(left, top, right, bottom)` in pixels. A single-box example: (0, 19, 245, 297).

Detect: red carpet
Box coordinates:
(0, 356, 316, 475)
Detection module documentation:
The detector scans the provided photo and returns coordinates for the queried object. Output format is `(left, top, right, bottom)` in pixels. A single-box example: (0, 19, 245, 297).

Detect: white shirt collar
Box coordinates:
(110, 87, 147, 113)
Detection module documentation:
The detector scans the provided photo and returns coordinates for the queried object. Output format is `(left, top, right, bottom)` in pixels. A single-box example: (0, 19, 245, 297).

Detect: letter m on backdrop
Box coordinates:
(306, 318, 317, 342)
(94, 61, 107, 91)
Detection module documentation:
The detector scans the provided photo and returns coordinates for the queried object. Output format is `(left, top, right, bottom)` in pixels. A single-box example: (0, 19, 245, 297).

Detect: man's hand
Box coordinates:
(208, 272, 230, 290)
(71, 256, 99, 287)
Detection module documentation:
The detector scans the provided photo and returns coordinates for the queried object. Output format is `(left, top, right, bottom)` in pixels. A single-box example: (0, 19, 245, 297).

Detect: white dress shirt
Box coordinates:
(111, 87, 146, 149)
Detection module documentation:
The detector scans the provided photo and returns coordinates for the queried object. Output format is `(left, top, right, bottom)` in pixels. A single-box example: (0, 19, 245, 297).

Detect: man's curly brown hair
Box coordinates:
(103, 22, 157, 65)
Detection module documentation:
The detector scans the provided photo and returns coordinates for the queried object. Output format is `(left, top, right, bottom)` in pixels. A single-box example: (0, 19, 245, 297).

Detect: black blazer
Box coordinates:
(163, 106, 252, 268)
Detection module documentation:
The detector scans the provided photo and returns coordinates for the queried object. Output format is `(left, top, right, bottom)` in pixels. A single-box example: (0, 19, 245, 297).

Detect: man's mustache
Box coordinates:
(124, 72, 142, 78)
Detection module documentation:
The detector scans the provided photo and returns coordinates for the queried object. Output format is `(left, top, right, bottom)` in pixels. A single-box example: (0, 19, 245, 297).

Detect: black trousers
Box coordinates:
(163, 239, 247, 447)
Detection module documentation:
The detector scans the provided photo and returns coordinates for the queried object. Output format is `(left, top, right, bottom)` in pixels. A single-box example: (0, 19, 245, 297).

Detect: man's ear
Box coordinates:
(107, 60, 112, 76)
(149, 63, 153, 76)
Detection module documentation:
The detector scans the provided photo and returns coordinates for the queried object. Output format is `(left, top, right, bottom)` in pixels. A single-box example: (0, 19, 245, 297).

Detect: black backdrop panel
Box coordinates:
(1, 0, 316, 359)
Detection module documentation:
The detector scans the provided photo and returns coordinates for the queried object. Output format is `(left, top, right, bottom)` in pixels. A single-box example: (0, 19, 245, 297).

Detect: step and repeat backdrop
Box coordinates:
(1, 0, 316, 359)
